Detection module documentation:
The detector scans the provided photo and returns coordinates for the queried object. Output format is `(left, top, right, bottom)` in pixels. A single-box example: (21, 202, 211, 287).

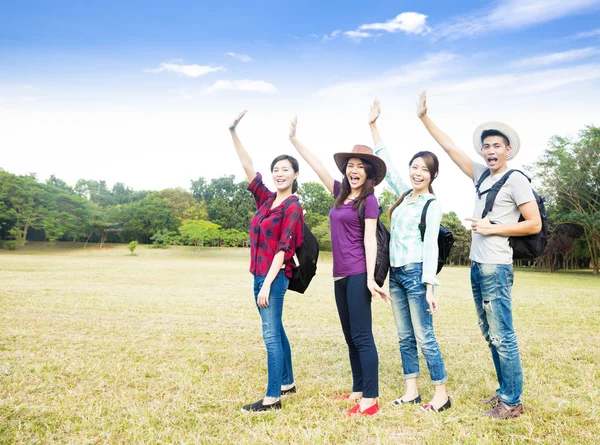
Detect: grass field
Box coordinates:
(1, 243, 599, 444)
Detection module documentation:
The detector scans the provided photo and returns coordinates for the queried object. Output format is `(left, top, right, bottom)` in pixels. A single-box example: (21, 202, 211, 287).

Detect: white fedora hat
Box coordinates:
(473, 121, 520, 161)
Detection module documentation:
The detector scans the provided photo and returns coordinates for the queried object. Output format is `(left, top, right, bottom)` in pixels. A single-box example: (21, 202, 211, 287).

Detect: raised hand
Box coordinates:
(417, 91, 428, 118)
(229, 109, 248, 132)
(289, 116, 297, 140)
(368, 99, 381, 125)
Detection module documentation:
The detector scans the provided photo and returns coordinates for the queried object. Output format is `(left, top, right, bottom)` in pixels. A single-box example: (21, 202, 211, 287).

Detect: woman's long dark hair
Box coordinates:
(334, 157, 376, 210)
(271, 154, 299, 193)
(388, 151, 439, 219)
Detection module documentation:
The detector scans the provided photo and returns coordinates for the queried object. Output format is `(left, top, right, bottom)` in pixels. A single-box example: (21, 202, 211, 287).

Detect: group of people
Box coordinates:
(229, 91, 542, 419)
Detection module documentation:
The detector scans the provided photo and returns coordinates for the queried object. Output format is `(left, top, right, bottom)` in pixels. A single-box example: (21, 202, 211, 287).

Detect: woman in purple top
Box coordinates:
(289, 117, 390, 416)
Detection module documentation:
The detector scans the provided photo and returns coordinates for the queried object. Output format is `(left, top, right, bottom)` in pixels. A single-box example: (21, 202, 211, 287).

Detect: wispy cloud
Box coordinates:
(323, 30, 341, 42)
(201, 79, 277, 94)
(146, 61, 225, 77)
(435, 63, 600, 95)
(570, 27, 600, 39)
(359, 12, 431, 36)
(344, 30, 374, 43)
(226, 52, 253, 63)
(315, 52, 456, 97)
(512, 47, 600, 67)
(438, 0, 600, 40)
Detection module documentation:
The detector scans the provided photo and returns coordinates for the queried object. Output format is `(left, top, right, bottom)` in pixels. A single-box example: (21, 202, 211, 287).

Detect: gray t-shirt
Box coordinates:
(470, 162, 535, 265)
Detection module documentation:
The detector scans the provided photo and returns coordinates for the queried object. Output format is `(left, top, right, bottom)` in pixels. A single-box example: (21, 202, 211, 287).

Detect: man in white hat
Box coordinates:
(416, 91, 541, 419)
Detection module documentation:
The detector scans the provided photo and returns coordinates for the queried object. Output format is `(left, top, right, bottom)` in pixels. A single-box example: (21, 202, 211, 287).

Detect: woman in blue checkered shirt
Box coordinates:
(369, 100, 451, 413)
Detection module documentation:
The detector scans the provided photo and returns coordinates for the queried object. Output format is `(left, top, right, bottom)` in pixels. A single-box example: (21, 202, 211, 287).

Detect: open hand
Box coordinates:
(257, 285, 270, 308)
(416, 91, 428, 118)
(229, 109, 248, 132)
(368, 99, 381, 125)
(289, 116, 298, 140)
(426, 287, 438, 314)
(368, 279, 391, 302)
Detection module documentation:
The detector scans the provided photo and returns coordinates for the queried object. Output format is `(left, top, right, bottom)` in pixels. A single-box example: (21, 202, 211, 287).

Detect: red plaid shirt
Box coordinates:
(247, 173, 304, 278)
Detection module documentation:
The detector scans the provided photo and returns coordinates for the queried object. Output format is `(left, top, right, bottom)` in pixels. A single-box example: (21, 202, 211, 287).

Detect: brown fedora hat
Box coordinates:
(333, 145, 387, 186)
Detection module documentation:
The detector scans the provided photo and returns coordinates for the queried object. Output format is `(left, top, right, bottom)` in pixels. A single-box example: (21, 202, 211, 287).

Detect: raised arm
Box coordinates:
(368, 99, 383, 146)
(417, 91, 475, 180)
(228, 110, 256, 183)
(288, 117, 335, 193)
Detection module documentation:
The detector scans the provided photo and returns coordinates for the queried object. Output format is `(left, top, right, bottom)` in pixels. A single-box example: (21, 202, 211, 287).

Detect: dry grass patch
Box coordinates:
(1, 244, 599, 444)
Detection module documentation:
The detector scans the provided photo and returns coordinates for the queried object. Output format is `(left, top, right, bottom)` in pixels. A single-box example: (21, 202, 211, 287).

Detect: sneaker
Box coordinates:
(480, 395, 500, 407)
(241, 399, 282, 413)
(281, 386, 296, 396)
(422, 397, 452, 413)
(483, 402, 524, 419)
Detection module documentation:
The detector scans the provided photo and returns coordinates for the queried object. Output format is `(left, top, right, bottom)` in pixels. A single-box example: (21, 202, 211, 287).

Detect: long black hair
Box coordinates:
(334, 157, 376, 210)
(388, 151, 439, 218)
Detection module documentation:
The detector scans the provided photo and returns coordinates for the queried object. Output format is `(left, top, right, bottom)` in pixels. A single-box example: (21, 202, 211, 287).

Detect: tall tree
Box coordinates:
(532, 126, 600, 274)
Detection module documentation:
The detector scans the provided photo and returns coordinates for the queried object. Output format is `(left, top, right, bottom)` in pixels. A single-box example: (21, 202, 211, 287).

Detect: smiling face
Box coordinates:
(481, 135, 512, 174)
(271, 159, 298, 192)
(409, 157, 432, 193)
(345, 157, 368, 191)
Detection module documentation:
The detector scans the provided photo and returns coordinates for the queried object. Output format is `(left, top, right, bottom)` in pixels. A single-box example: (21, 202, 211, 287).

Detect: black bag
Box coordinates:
(284, 201, 319, 294)
(359, 202, 391, 287)
(475, 169, 548, 260)
(418, 199, 455, 274)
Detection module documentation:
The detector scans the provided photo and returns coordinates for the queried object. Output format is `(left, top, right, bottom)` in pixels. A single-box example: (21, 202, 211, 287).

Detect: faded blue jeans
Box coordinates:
(254, 270, 294, 398)
(389, 263, 448, 385)
(470, 262, 523, 406)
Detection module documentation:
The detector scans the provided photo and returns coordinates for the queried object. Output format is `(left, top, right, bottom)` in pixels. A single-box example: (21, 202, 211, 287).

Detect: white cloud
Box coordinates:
(201, 79, 277, 94)
(226, 52, 253, 63)
(344, 30, 373, 42)
(571, 27, 600, 39)
(438, 0, 600, 40)
(146, 62, 225, 77)
(512, 47, 600, 67)
(323, 30, 341, 42)
(359, 12, 431, 35)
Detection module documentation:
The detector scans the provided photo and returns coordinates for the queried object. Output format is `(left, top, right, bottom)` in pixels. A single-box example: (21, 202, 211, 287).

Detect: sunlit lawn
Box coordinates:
(1, 243, 599, 444)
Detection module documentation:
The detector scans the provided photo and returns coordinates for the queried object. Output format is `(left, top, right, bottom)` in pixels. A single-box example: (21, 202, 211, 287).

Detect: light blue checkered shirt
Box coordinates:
(375, 142, 442, 286)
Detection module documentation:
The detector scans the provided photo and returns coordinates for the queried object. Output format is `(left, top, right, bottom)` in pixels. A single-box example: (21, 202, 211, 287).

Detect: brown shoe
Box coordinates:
(480, 395, 500, 407)
(483, 402, 524, 419)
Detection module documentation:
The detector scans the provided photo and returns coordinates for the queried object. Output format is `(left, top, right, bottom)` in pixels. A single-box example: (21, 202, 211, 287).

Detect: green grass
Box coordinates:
(1, 243, 599, 444)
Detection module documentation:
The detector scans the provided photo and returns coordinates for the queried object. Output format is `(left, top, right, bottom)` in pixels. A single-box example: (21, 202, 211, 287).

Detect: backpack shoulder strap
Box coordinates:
(475, 169, 491, 197)
(481, 169, 518, 218)
(358, 200, 366, 232)
(418, 198, 436, 242)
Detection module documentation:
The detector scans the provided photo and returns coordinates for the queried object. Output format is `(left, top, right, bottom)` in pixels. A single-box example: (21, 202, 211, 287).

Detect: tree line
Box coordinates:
(1, 126, 598, 273)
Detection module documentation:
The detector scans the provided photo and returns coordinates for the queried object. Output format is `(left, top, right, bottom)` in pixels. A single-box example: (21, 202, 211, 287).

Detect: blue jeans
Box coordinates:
(334, 273, 379, 398)
(389, 263, 448, 385)
(470, 262, 523, 406)
(254, 270, 294, 398)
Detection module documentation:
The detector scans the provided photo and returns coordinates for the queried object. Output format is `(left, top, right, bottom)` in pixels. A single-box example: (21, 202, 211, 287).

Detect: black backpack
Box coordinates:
(418, 199, 455, 274)
(284, 200, 319, 294)
(359, 202, 391, 287)
(475, 169, 548, 260)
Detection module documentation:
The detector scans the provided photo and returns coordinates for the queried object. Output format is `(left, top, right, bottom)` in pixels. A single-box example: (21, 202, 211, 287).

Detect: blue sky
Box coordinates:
(1, 0, 600, 219)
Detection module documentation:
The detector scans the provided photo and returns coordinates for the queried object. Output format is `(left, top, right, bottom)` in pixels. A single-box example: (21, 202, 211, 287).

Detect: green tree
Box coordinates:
(128, 240, 139, 255)
(297, 182, 335, 217)
(532, 126, 600, 274)
(179, 220, 221, 247)
(117, 197, 179, 244)
(202, 176, 255, 232)
(148, 188, 208, 221)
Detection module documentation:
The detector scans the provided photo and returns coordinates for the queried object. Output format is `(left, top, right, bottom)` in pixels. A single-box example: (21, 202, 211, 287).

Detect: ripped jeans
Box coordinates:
(470, 262, 523, 406)
(254, 270, 294, 398)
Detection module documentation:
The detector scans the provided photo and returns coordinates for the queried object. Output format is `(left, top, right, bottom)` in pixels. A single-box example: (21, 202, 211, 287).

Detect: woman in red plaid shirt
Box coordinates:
(229, 110, 304, 413)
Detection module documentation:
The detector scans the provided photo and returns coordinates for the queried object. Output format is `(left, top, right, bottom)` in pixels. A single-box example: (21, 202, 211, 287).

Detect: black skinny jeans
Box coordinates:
(334, 272, 379, 398)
